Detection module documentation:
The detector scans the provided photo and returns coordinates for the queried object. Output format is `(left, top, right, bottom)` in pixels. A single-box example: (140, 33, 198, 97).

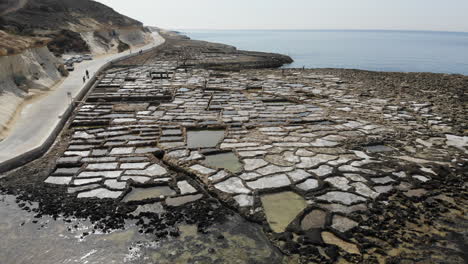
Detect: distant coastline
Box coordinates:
(182, 29, 468, 34)
(183, 29, 468, 75)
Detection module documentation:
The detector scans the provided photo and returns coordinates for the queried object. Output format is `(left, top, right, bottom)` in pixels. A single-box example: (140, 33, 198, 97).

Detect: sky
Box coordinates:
(96, 0, 468, 32)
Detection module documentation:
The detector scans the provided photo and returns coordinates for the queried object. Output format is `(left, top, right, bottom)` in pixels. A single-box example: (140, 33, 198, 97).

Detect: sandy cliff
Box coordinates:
(79, 27, 153, 55)
(0, 45, 62, 135)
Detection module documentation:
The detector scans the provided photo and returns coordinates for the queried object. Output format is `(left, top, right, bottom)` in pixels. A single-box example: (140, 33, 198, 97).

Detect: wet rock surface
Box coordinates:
(0, 193, 283, 264)
(0, 33, 467, 263)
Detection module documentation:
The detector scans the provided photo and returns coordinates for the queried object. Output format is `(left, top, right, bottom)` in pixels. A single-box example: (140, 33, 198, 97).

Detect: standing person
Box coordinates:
(83, 76, 86, 83)
(86, 70, 89, 79)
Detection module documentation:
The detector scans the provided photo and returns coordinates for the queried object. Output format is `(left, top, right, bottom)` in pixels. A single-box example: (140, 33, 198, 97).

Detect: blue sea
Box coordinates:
(183, 30, 468, 75)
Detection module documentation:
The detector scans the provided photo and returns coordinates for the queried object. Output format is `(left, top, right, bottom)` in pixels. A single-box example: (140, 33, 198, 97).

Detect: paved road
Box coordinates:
(0, 32, 165, 173)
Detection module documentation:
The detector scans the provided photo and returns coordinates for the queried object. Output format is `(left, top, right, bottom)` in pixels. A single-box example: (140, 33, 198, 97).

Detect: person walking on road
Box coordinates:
(86, 70, 89, 79)
(83, 76, 86, 83)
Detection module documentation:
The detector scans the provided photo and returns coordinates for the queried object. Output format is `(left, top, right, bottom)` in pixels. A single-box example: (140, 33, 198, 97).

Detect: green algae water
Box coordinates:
(184, 30, 468, 75)
(261, 192, 308, 233)
(202, 152, 243, 173)
(186, 129, 225, 148)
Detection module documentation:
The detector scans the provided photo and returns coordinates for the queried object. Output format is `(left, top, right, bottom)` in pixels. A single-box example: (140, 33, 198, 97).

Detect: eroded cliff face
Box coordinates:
(79, 27, 153, 55)
(0, 0, 153, 55)
(0, 46, 62, 135)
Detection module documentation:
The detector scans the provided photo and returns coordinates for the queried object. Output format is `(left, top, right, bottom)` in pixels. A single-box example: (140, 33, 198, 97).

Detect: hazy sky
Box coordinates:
(96, 0, 468, 32)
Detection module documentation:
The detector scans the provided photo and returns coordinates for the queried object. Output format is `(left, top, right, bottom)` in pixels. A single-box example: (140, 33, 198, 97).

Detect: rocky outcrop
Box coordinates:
(46, 30, 90, 56)
(0, 0, 153, 55)
(117, 30, 294, 69)
(0, 46, 62, 134)
(1, 0, 141, 32)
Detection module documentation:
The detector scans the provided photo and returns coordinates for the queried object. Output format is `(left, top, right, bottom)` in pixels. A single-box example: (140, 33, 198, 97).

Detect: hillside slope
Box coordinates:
(0, 0, 153, 55)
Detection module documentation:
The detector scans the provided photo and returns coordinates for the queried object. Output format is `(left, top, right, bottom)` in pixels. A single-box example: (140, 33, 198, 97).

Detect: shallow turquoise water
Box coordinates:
(184, 29, 468, 75)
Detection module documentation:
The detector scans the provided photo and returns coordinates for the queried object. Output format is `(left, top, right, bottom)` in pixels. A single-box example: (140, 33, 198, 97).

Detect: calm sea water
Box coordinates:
(183, 30, 468, 75)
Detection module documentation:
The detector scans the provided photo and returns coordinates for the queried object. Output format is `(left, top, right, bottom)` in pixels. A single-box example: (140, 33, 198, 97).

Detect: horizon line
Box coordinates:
(165, 28, 468, 34)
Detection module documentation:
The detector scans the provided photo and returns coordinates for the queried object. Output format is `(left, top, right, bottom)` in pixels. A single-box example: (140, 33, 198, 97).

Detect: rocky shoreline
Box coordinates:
(117, 30, 294, 69)
(0, 30, 466, 263)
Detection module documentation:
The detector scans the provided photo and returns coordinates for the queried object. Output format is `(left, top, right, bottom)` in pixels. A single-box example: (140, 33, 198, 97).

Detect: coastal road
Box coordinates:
(0, 32, 165, 174)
